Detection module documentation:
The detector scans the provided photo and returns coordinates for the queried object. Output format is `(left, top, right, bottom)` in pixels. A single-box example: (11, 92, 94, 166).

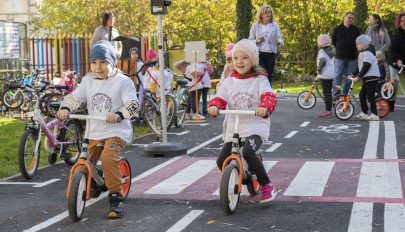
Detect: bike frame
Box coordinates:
(219, 110, 256, 193)
(384, 66, 404, 93)
(304, 76, 323, 101)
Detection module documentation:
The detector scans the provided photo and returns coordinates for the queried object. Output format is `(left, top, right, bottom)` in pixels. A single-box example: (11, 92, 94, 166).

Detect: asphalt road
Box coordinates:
(0, 95, 404, 232)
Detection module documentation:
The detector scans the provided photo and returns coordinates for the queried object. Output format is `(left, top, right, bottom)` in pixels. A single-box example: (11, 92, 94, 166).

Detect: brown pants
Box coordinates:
(88, 137, 126, 193)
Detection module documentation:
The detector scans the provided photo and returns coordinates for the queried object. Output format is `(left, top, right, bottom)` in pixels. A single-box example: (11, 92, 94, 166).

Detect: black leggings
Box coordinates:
(320, 79, 333, 111)
(359, 79, 378, 115)
(259, 52, 276, 85)
(187, 89, 202, 114)
(217, 135, 270, 185)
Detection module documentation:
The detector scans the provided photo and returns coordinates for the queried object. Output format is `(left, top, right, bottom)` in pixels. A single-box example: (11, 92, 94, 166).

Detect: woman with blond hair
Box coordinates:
(249, 5, 283, 85)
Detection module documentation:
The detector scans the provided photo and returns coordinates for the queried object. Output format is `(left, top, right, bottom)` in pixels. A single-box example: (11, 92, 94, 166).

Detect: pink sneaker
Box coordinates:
(260, 184, 277, 204)
(318, 111, 333, 118)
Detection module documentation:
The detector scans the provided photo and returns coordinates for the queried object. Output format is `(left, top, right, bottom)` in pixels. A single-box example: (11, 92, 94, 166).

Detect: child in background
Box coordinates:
(376, 51, 386, 80)
(316, 34, 335, 118)
(57, 40, 139, 218)
(208, 39, 277, 203)
(185, 63, 205, 120)
(217, 43, 235, 90)
(352, 35, 381, 121)
(200, 51, 214, 116)
(143, 49, 173, 97)
(129, 47, 144, 84)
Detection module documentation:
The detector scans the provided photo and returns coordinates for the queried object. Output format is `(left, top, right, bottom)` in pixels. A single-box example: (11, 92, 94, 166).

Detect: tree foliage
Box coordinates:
(353, 0, 368, 31)
(32, 0, 405, 79)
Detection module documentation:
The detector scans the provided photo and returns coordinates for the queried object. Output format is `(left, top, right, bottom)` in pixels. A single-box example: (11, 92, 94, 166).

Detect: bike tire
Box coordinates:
(380, 83, 395, 100)
(297, 91, 316, 110)
(174, 90, 189, 128)
(143, 97, 162, 137)
(3, 89, 24, 109)
(334, 100, 354, 120)
(68, 170, 87, 222)
(43, 93, 64, 118)
(18, 128, 41, 180)
(158, 95, 177, 130)
(58, 119, 83, 166)
(119, 157, 132, 199)
(220, 164, 240, 215)
(376, 98, 390, 118)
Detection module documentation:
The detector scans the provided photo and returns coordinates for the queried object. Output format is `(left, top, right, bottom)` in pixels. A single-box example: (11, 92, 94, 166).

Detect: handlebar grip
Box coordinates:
(69, 114, 107, 121)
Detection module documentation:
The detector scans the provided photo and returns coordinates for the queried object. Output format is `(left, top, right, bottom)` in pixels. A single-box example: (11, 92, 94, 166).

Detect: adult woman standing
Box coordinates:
(388, 12, 405, 112)
(90, 11, 122, 59)
(249, 5, 283, 85)
(365, 14, 391, 54)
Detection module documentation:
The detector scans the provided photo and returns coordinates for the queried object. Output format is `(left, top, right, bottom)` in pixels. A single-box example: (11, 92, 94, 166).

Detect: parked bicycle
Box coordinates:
(166, 68, 191, 128)
(66, 114, 131, 222)
(18, 82, 83, 179)
(218, 109, 264, 215)
(380, 63, 405, 100)
(297, 76, 325, 109)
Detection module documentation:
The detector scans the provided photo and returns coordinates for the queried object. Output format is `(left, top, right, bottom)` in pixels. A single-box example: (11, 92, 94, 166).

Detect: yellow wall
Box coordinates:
(168, 48, 184, 72)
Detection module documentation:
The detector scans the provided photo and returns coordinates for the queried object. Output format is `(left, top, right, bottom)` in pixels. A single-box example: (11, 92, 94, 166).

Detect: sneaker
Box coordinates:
(354, 112, 368, 120)
(192, 113, 205, 120)
(107, 193, 124, 219)
(318, 111, 333, 118)
(260, 183, 277, 204)
(368, 113, 379, 121)
(185, 113, 193, 120)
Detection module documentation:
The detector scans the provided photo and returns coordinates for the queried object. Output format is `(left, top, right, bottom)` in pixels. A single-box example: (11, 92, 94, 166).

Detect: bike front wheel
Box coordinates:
(220, 164, 240, 215)
(59, 119, 83, 166)
(158, 95, 177, 130)
(380, 83, 394, 100)
(3, 89, 24, 109)
(119, 157, 132, 199)
(174, 90, 189, 128)
(297, 91, 316, 109)
(376, 98, 390, 118)
(334, 100, 354, 120)
(143, 97, 162, 136)
(18, 128, 41, 179)
(68, 170, 87, 222)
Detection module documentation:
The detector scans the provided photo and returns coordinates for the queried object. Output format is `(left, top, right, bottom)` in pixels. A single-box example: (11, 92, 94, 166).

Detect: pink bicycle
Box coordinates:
(19, 82, 83, 179)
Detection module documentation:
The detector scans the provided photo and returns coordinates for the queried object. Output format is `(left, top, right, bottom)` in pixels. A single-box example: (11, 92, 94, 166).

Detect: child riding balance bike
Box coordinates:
(57, 41, 139, 219)
(208, 39, 277, 214)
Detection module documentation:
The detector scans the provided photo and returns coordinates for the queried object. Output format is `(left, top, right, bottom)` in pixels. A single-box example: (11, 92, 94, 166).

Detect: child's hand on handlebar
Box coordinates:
(106, 113, 121, 123)
(256, 107, 268, 118)
(208, 106, 218, 117)
(57, 109, 70, 121)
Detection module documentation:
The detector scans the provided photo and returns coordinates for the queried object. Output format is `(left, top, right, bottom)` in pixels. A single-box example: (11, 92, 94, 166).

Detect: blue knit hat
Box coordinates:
(90, 40, 116, 68)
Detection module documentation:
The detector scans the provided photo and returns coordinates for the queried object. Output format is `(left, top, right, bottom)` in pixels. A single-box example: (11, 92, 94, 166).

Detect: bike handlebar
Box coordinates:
(69, 114, 107, 121)
(393, 63, 405, 68)
(218, 110, 256, 116)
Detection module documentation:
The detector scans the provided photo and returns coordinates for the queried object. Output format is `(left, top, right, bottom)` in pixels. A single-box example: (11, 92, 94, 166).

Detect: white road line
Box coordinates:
(0, 160, 64, 181)
(166, 210, 204, 232)
(284, 131, 298, 139)
(145, 160, 216, 194)
(385, 203, 405, 232)
(384, 121, 397, 159)
(130, 143, 149, 147)
(356, 162, 403, 198)
(183, 123, 209, 127)
(283, 161, 334, 196)
(300, 121, 310, 127)
(33, 179, 60, 188)
(265, 143, 282, 152)
(347, 202, 373, 232)
(395, 104, 405, 108)
(23, 136, 221, 232)
(363, 121, 379, 159)
(167, 131, 190, 135)
(187, 134, 222, 154)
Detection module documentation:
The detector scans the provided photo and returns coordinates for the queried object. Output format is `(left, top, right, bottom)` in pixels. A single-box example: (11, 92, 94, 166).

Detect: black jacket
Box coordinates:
(389, 28, 405, 69)
(332, 23, 361, 59)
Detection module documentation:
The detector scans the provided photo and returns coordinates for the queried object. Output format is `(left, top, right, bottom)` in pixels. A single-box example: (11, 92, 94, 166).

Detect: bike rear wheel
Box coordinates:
(68, 170, 87, 222)
(380, 83, 394, 100)
(376, 98, 390, 118)
(220, 164, 240, 215)
(18, 128, 41, 179)
(119, 157, 132, 199)
(158, 95, 177, 130)
(58, 119, 83, 166)
(174, 90, 189, 128)
(43, 93, 64, 117)
(143, 97, 162, 136)
(3, 89, 24, 109)
(334, 100, 354, 120)
(297, 91, 316, 109)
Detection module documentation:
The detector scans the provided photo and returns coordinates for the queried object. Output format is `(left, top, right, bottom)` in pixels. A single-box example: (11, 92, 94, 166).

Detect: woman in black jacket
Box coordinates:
(388, 12, 405, 112)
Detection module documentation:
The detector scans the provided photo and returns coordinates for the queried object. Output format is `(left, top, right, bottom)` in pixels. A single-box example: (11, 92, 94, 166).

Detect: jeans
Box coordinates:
(217, 135, 270, 185)
(259, 52, 276, 85)
(333, 59, 357, 97)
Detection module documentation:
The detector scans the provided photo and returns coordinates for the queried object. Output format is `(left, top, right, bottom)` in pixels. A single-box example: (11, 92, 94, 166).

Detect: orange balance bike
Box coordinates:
(66, 114, 131, 221)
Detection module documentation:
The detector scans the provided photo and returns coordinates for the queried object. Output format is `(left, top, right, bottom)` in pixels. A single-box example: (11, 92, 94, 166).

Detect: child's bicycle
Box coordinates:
(297, 76, 325, 109)
(218, 109, 264, 215)
(380, 63, 405, 99)
(334, 76, 390, 120)
(166, 68, 191, 128)
(19, 82, 83, 179)
(66, 114, 131, 222)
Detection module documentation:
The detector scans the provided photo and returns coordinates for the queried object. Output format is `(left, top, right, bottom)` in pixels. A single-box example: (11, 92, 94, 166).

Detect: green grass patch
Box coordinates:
(272, 80, 363, 94)
(0, 117, 150, 179)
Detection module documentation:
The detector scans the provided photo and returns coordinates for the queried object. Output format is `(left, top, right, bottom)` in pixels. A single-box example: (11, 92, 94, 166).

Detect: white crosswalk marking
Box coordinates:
(265, 143, 282, 152)
(166, 210, 204, 232)
(284, 131, 298, 139)
(300, 121, 310, 127)
(384, 203, 405, 232)
(384, 121, 397, 159)
(145, 160, 217, 194)
(363, 121, 379, 159)
(283, 161, 334, 197)
(348, 203, 373, 232)
(212, 161, 277, 196)
(356, 162, 403, 198)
